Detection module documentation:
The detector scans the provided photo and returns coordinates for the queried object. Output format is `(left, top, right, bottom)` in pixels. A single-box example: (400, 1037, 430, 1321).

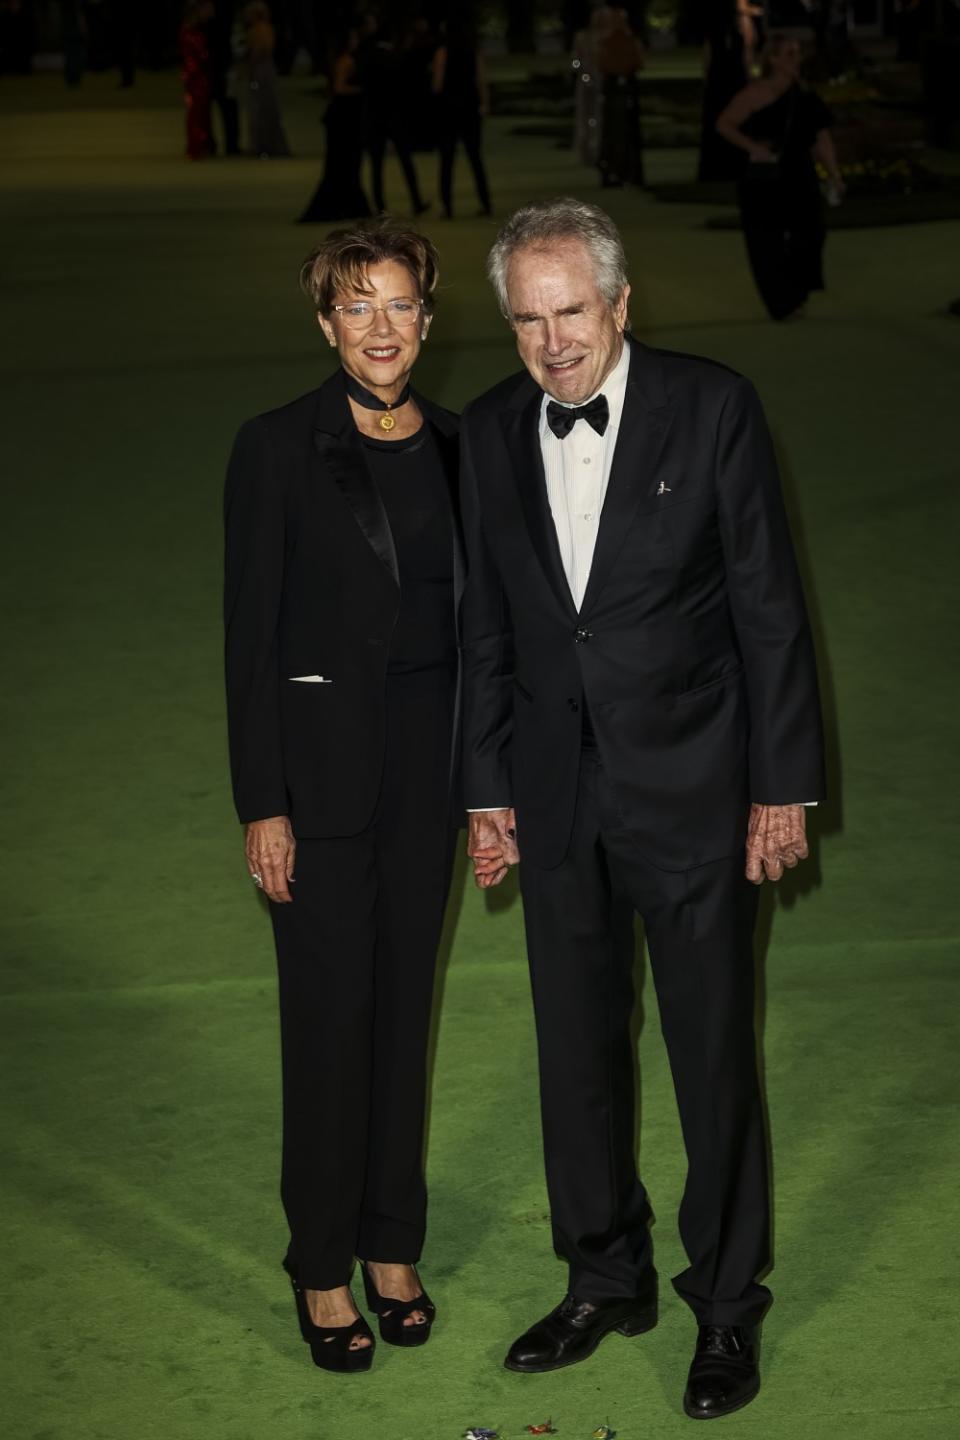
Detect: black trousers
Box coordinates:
(367, 126, 425, 213)
(211, 81, 240, 157)
(269, 669, 456, 1289)
(599, 76, 645, 188)
(439, 113, 491, 217)
(519, 748, 771, 1326)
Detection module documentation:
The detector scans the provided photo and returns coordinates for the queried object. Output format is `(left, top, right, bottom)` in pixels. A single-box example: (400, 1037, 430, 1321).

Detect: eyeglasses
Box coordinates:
(332, 298, 424, 330)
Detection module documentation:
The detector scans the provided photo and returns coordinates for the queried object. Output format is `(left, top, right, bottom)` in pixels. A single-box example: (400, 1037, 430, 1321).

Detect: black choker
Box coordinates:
(343, 370, 410, 432)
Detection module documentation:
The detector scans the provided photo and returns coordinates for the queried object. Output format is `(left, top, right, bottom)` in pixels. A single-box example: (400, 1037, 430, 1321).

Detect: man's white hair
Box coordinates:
(486, 197, 628, 317)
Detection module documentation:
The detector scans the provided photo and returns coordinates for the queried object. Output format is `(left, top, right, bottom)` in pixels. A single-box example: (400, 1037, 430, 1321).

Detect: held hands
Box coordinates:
(245, 815, 296, 903)
(745, 803, 808, 885)
(467, 809, 520, 889)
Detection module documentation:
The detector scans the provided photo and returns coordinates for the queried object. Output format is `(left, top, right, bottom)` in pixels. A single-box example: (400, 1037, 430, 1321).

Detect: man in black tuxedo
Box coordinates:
(461, 198, 824, 1419)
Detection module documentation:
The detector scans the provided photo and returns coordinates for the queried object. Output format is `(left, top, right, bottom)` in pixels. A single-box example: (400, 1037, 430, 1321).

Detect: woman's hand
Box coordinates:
(245, 816, 296, 903)
(748, 143, 777, 164)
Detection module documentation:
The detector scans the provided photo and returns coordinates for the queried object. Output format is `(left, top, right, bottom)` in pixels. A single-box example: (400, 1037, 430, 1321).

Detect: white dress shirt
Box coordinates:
(538, 338, 630, 611)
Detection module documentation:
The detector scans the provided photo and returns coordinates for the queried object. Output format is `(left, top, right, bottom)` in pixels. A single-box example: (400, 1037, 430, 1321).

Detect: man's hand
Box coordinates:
(745, 803, 808, 885)
(467, 808, 520, 889)
(245, 816, 296, 903)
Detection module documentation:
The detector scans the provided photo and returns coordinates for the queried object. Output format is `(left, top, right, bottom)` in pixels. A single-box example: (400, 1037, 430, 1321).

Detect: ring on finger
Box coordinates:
(251, 872, 264, 887)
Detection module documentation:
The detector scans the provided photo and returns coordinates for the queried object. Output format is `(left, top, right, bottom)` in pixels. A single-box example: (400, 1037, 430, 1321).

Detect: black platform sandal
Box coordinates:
(360, 1261, 436, 1348)
(284, 1262, 375, 1373)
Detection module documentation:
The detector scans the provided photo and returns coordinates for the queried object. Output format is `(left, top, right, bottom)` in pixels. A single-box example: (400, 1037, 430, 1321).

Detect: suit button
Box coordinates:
(568, 699, 579, 712)
(574, 627, 593, 644)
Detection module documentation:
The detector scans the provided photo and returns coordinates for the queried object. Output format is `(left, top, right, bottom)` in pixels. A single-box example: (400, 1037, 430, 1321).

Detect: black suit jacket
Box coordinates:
(460, 337, 825, 871)
(224, 368, 462, 834)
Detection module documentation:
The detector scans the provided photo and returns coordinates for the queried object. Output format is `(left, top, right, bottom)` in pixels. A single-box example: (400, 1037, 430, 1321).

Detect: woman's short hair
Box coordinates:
(299, 222, 440, 314)
(486, 197, 628, 317)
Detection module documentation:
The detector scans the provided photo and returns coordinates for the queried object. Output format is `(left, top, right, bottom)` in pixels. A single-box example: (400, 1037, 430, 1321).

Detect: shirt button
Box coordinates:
(583, 512, 593, 520)
(582, 456, 592, 465)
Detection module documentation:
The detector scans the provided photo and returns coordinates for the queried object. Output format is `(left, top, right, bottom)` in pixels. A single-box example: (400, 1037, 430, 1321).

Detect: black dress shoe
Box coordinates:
(504, 1286, 658, 1374)
(683, 1325, 759, 1419)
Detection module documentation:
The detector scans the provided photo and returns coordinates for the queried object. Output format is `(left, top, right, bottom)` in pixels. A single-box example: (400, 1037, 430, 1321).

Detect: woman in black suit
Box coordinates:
(224, 223, 462, 1373)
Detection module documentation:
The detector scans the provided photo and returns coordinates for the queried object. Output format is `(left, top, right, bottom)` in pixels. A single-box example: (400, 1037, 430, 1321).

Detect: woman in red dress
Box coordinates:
(180, 1, 214, 161)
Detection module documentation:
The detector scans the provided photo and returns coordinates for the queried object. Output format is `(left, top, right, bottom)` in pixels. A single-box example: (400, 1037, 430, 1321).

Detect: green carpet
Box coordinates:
(1, 71, 958, 1440)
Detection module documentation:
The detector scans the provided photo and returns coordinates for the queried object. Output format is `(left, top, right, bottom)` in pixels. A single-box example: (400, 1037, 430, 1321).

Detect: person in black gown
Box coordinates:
(717, 34, 844, 320)
(299, 28, 371, 222)
(224, 222, 461, 1374)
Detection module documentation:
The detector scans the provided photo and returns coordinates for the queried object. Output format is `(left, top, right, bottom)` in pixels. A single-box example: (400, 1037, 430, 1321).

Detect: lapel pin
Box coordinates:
(657, 481, 671, 496)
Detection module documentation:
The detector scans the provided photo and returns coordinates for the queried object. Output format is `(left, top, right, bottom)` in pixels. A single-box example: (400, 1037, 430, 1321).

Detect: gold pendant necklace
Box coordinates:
(342, 370, 408, 432)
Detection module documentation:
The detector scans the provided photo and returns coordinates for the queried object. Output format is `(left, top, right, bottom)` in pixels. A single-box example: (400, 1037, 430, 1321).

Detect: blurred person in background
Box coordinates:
(571, 3, 612, 170)
(401, 14, 439, 154)
(206, 0, 240, 155)
(55, 0, 86, 86)
(594, 6, 646, 189)
(0, 0, 34, 75)
(432, 15, 492, 219)
(358, 10, 428, 215)
(241, 2, 290, 156)
(717, 33, 844, 320)
(737, 0, 765, 73)
(224, 222, 462, 1374)
(699, 0, 750, 182)
(299, 26, 370, 221)
(110, 0, 138, 86)
(179, 0, 214, 160)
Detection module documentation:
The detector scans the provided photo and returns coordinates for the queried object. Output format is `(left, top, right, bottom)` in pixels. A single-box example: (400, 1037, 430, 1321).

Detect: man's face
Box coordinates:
(505, 239, 629, 403)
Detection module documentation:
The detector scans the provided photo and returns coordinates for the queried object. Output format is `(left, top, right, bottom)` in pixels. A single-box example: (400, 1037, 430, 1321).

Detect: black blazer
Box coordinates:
(460, 336, 825, 871)
(224, 368, 462, 835)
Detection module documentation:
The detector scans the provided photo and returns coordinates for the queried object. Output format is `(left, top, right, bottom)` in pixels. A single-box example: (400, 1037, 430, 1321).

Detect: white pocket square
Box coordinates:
(288, 674, 332, 684)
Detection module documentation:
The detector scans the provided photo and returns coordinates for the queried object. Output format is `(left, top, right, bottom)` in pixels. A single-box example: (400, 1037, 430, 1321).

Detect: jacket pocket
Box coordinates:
(675, 665, 744, 703)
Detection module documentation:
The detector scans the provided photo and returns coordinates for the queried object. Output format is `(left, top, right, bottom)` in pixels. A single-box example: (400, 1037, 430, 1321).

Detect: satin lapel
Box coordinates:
(503, 394, 577, 618)
(313, 424, 399, 588)
(578, 381, 674, 619)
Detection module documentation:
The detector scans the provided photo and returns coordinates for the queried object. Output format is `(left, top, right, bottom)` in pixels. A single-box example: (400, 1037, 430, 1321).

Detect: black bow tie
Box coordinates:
(545, 393, 609, 440)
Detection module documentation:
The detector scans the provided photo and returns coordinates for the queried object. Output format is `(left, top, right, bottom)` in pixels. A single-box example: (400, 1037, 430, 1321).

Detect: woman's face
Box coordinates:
(773, 40, 802, 80)
(319, 260, 430, 394)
